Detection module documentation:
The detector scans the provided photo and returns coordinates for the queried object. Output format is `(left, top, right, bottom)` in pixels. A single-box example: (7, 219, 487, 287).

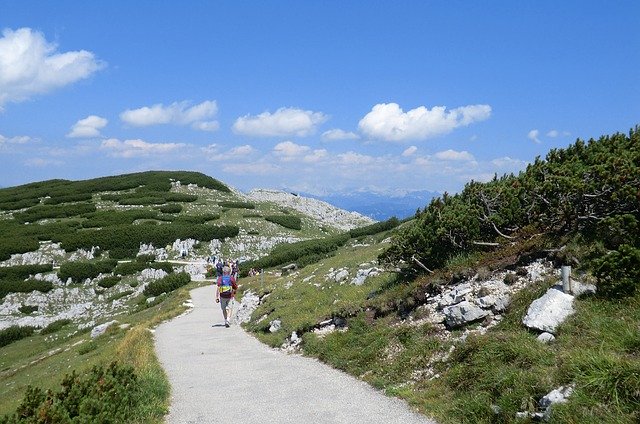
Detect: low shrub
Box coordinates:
(265, 215, 302, 230)
(135, 254, 156, 263)
(0, 362, 140, 422)
(143, 272, 191, 297)
(158, 203, 183, 214)
(57, 259, 118, 284)
(109, 248, 138, 260)
(165, 193, 198, 202)
(594, 244, 640, 298)
(97, 276, 121, 289)
(0, 325, 36, 347)
(13, 202, 96, 223)
(113, 262, 147, 276)
(41, 319, 72, 335)
(172, 213, 220, 224)
(107, 290, 134, 302)
(0, 264, 53, 280)
(0, 279, 54, 299)
(349, 217, 400, 238)
(18, 305, 38, 314)
(218, 201, 255, 209)
(43, 193, 93, 205)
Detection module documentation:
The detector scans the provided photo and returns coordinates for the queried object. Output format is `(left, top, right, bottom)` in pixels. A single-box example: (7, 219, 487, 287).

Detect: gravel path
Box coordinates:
(154, 285, 437, 424)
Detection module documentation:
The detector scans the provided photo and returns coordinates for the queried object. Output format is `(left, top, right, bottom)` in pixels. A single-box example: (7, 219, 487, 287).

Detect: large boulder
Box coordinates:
(443, 301, 489, 328)
(522, 287, 574, 334)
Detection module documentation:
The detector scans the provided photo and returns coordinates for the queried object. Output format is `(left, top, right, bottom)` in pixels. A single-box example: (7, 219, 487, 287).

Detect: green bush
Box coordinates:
(0, 279, 54, 299)
(41, 319, 72, 335)
(172, 213, 220, 224)
(135, 254, 156, 263)
(0, 264, 53, 280)
(118, 196, 166, 205)
(0, 325, 36, 347)
(81, 210, 159, 228)
(143, 272, 191, 297)
(265, 215, 302, 230)
(158, 203, 183, 214)
(60, 223, 239, 252)
(43, 193, 93, 205)
(0, 362, 140, 423)
(113, 262, 147, 276)
(594, 244, 640, 298)
(18, 305, 38, 314)
(0, 236, 40, 261)
(97, 276, 121, 289)
(13, 202, 96, 223)
(57, 260, 118, 283)
(241, 234, 349, 274)
(165, 193, 198, 202)
(349, 217, 399, 238)
(108, 248, 138, 260)
(218, 201, 255, 209)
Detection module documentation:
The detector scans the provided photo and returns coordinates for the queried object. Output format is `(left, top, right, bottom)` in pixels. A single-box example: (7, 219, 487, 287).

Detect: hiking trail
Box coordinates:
(154, 285, 437, 424)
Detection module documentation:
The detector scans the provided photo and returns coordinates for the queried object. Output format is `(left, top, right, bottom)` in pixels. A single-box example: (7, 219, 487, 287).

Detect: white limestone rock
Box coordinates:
(537, 332, 556, 343)
(269, 319, 282, 333)
(443, 301, 490, 328)
(233, 291, 261, 325)
(91, 320, 119, 338)
(523, 287, 575, 334)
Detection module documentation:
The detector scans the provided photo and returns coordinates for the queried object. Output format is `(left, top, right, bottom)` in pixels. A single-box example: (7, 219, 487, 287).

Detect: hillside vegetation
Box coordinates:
(237, 127, 639, 423)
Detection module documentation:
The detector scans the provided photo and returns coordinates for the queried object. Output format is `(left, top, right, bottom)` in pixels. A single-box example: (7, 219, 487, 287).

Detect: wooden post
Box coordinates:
(561, 266, 572, 294)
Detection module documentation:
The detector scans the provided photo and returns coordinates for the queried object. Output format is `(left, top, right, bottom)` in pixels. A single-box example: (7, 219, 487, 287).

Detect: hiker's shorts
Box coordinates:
(220, 297, 232, 311)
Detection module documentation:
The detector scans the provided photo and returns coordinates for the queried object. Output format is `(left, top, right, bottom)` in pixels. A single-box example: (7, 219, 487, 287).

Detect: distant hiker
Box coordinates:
(215, 265, 237, 327)
(216, 260, 223, 277)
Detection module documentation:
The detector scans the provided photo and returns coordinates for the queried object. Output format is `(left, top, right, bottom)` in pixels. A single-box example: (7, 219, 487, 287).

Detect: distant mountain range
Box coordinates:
(305, 190, 440, 220)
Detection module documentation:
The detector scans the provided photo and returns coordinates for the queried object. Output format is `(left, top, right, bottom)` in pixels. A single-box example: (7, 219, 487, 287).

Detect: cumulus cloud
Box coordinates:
(233, 107, 328, 137)
(434, 149, 475, 161)
(0, 134, 32, 145)
(402, 146, 418, 157)
(24, 157, 64, 167)
(528, 129, 541, 144)
(0, 27, 104, 110)
(273, 141, 310, 158)
(100, 138, 186, 158)
(546, 129, 559, 138)
(321, 128, 359, 141)
(337, 151, 374, 165)
(303, 149, 328, 163)
(221, 162, 280, 175)
(491, 156, 528, 169)
(120, 100, 219, 131)
(358, 102, 491, 142)
(67, 115, 108, 138)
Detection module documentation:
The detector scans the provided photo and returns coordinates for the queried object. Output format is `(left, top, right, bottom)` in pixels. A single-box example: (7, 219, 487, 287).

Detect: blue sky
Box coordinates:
(1, 1, 638, 195)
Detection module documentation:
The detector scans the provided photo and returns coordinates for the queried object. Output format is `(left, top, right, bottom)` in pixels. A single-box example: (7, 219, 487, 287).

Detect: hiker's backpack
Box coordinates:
(218, 275, 233, 295)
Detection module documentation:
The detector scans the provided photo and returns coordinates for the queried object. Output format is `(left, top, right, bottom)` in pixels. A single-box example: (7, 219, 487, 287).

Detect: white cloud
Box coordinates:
(303, 149, 328, 163)
(0, 27, 104, 110)
(434, 149, 475, 161)
(67, 115, 107, 138)
(358, 102, 491, 142)
(120, 100, 218, 131)
(273, 141, 310, 158)
(0, 134, 32, 145)
(229, 145, 255, 156)
(321, 128, 359, 141)
(337, 151, 374, 165)
(402, 146, 418, 157)
(24, 157, 64, 167)
(528, 129, 541, 144)
(546, 129, 559, 138)
(233, 107, 328, 137)
(221, 162, 279, 175)
(100, 138, 186, 158)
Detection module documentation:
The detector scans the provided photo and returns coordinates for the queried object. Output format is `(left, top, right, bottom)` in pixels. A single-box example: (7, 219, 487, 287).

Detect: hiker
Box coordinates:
(215, 265, 237, 327)
(216, 260, 223, 277)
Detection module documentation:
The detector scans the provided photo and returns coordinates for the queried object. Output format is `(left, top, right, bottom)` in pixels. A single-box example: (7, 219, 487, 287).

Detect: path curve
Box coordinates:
(154, 285, 436, 424)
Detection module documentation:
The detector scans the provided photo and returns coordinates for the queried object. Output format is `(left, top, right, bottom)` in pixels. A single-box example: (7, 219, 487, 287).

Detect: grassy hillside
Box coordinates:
(0, 170, 371, 422)
(236, 128, 640, 423)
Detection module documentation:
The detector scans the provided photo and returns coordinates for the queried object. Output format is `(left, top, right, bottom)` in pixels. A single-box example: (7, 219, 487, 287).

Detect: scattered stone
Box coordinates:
(537, 332, 556, 343)
(269, 320, 281, 333)
(572, 281, 597, 297)
(443, 301, 489, 328)
(540, 385, 574, 410)
(90, 320, 118, 338)
(334, 269, 349, 282)
(522, 287, 574, 334)
(146, 297, 156, 304)
(233, 291, 260, 325)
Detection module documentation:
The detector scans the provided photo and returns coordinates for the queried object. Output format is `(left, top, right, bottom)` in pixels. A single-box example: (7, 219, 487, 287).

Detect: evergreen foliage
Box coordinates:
(57, 260, 118, 284)
(97, 276, 122, 289)
(349, 217, 400, 238)
(143, 272, 191, 297)
(158, 203, 183, 214)
(383, 128, 640, 292)
(265, 215, 302, 230)
(13, 203, 96, 224)
(0, 279, 54, 299)
(0, 362, 140, 423)
(40, 319, 72, 335)
(0, 264, 53, 280)
(217, 201, 256, 209)
(0, 326, 36, 348)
